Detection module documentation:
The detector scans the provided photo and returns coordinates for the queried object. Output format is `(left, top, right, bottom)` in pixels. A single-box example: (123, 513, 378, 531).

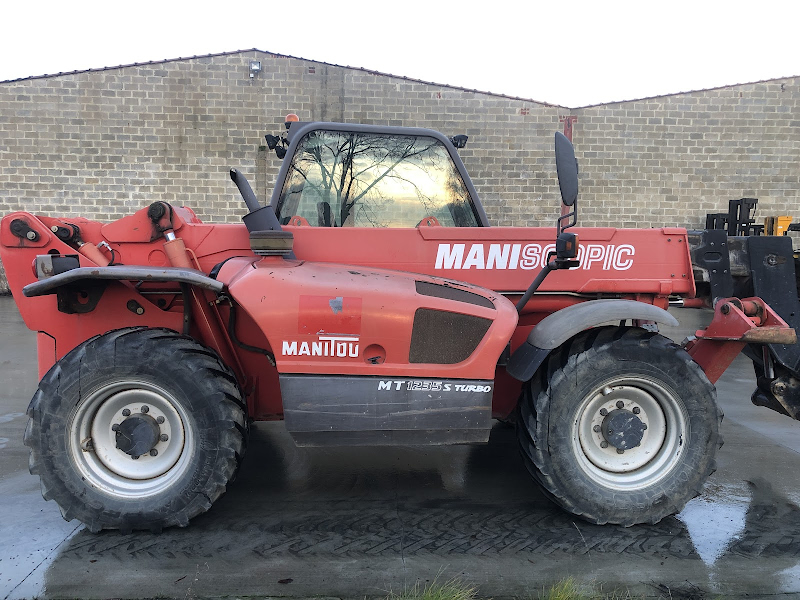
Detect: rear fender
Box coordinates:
(506, 299, 678, 382)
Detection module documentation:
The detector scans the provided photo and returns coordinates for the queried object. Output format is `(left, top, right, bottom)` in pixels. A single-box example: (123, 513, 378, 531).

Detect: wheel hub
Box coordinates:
(600, 409, 647, 450)
(577, 380, 672, 477)
(115, 413, 160, 458)
(75, 385, 187, 487)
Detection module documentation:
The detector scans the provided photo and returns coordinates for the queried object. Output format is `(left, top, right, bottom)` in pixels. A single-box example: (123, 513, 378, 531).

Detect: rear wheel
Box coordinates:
(24, 328, 247, 532)
(517, 327, 721, 526)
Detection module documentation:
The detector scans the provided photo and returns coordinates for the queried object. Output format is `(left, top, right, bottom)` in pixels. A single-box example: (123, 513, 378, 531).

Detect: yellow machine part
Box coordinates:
(764, 216, 793, 236)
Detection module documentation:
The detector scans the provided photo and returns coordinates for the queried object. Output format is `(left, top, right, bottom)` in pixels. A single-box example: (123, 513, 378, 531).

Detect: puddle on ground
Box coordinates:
(0, 473, 82, 600)
(677, 483, 750, 566)
(3, 525, 81, 600)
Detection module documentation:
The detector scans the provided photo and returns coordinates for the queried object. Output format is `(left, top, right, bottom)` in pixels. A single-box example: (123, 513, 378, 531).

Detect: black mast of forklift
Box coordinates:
(690, 228, 800, 417)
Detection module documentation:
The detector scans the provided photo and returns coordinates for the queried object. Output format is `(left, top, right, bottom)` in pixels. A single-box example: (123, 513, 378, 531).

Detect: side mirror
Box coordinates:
(555, 132, 578, 207)
(515, 135, 581, 315)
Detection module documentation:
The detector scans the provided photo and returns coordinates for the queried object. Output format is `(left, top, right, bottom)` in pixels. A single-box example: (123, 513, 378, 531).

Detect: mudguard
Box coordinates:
(506, 299, 678, 382)
(23, 265, 224, 297)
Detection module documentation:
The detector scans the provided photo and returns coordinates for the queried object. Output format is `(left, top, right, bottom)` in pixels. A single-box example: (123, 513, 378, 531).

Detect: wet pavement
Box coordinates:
(2, 295, 800, 599)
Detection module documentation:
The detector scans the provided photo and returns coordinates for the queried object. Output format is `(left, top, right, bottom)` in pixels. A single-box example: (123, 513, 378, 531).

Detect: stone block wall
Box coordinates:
(0, 49, 798, 292)
(575, 82, 800, 230)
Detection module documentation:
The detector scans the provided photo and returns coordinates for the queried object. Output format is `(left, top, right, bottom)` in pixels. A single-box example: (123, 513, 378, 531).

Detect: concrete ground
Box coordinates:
(2, 295, 800, 599)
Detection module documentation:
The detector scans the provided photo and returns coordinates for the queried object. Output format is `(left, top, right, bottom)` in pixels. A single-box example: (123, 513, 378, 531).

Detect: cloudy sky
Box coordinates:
(1, 0, 797, 107)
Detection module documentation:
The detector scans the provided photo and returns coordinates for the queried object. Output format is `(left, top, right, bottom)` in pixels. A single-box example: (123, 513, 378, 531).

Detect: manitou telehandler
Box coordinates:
(2, 118, 798, 532)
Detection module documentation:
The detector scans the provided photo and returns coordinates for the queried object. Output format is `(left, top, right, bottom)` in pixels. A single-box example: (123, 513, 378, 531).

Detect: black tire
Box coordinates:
(24, 327, 247, 533)
(517, 326, 721, 526)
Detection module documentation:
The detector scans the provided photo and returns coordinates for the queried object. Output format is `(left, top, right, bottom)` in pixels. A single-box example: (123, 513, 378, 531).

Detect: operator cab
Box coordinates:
(268, 122, 489, 228)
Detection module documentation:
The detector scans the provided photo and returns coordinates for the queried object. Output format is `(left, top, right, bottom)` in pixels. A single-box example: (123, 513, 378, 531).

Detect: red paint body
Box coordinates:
(0, 204, 701, 421)
(6, 205, 788, 422)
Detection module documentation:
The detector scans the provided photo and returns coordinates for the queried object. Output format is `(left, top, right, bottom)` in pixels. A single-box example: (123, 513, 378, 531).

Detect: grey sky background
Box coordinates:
(1, 0, 797, 107)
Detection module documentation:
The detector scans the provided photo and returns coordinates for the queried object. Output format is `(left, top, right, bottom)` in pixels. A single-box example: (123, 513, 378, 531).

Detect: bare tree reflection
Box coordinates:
(278, 131, 476, 227)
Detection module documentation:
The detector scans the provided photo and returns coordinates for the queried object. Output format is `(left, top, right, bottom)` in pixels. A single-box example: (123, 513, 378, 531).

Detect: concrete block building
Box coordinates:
(0, 49, 798, 292)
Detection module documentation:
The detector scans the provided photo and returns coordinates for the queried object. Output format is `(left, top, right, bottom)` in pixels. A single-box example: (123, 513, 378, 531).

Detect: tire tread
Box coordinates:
(25, 327, 248, 532)
(517, 326, 722, 526)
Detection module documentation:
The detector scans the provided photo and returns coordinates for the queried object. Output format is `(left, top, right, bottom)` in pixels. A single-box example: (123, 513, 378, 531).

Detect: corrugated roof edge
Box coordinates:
(572, 74, 799, 109)
(1, 48, 796, 110)
(0, 48, 564, 109)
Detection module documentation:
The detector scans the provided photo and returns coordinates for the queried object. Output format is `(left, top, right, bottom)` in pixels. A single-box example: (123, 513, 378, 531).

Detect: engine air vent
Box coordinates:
(409, 309, 492, 364)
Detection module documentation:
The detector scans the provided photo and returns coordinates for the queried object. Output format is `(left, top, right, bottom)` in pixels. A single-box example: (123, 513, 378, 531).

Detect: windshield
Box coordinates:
(276, 130, 479, 227)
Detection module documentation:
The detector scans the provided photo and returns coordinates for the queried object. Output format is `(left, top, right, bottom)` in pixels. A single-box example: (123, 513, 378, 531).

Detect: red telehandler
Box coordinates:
(2, 118, 797, 532)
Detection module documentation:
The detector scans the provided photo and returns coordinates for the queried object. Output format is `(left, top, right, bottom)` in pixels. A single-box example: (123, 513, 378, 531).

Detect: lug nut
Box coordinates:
(593, 425, 601, 433)
(617, 449, 625, 455)
(600, 441, 608, 448)
(643, 424, 648, 430)
(157, 416, 165, 424)
(141, 405, 149, 413)
(112, 424, 120, 432)
(632, 406, 641, 414)
(131, 455, 140, 460)
(149, 449, 158, 457)
(160, 434, 169, 442)
(599, 408, 608, 416)
(616, 401, 624, 409)
(122, 409, 131, 417)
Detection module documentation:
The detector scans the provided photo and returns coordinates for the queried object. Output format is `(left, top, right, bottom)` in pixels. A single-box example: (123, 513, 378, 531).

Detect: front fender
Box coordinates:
(506, 299, 678, 382)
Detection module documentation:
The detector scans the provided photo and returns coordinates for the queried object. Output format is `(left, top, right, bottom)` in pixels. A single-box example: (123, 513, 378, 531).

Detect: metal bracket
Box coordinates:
(748, 235, 800, 372)
(687, 296, 796, 383)
(689, 229, 733, 304)
(695, 297, 796, 344)
(56, 281, 108, 314)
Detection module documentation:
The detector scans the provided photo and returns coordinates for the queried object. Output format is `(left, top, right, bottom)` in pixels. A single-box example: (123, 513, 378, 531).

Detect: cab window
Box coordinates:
(276, 130, 479, 227)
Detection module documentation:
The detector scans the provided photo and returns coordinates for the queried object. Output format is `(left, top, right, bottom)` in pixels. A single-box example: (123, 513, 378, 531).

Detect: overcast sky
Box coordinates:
(1, 0, 797, 107)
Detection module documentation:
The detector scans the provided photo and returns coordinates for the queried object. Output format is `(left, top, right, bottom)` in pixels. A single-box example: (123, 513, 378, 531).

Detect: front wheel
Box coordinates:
(24, 328, 247, 532)
(517, 327, 721, 526)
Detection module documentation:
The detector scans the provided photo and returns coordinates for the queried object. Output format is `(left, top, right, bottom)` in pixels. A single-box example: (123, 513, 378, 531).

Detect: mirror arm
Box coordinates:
(516, 261, 556, 314)
(557, 201, 578, 235)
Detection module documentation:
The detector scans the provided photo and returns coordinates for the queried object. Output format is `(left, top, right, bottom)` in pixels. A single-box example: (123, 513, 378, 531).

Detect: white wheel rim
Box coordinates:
(69, 380, 194, 498)
(572, 375, 689, 491)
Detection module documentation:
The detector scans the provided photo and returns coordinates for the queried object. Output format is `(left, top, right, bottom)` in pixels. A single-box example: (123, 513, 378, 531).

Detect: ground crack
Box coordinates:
(395, 473, 406, 587)
(3, 523, 81, 600)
